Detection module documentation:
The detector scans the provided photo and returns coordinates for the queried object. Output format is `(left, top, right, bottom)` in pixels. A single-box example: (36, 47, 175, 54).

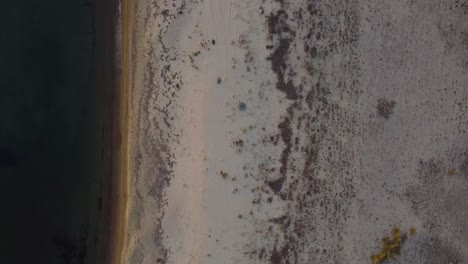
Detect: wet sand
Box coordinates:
(105, 0, 130, 263)
(109, 0, 130, 263)
(92, 0, 128, 263)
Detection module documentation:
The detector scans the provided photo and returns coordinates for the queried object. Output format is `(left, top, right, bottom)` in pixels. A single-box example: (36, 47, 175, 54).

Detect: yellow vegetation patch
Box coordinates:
(448, 168, 457, 175)
(370, 227, 416, 264)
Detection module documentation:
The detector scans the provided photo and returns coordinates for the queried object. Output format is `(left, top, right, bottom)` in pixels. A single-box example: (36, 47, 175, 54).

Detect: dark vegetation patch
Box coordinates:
(376, 98, 396, 119)
(239, 102, 247, 111)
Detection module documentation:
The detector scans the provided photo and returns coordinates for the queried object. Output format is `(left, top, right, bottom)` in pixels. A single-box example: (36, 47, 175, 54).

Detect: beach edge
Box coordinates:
(109, 0, 129, 263)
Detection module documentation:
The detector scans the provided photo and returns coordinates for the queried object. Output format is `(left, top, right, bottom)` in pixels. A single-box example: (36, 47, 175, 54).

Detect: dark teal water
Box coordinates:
(0, 1, 114, 263)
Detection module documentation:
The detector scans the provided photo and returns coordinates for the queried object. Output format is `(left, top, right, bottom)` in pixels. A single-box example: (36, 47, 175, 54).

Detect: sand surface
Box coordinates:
(123, 0, 468, 263)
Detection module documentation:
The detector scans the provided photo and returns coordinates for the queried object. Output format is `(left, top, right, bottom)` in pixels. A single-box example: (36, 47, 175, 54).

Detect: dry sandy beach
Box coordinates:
(121, 0, 468, 263)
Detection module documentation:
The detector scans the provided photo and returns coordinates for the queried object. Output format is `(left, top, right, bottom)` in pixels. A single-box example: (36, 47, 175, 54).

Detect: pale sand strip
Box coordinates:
(122, 1, 289, 263)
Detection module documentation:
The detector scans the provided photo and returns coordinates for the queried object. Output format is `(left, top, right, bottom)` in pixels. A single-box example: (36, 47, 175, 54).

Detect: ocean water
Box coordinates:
(0, 1, 114, 263)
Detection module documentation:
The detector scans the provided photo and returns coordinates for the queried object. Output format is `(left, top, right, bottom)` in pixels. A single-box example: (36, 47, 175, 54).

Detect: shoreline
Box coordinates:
(93, 0, 129, 263)
(109, 0, 129, 263)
